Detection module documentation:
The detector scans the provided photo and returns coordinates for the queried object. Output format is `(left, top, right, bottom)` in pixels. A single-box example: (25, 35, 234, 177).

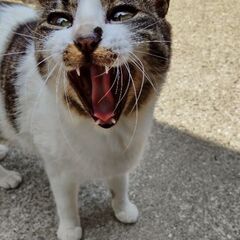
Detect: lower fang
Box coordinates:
(76, 68, 80, 76)
(96, 120, 101, 125)
(111, 119, 116, 124)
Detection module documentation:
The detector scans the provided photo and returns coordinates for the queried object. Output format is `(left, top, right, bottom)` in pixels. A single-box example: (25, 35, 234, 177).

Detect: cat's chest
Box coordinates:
(35, 116, 145, 179)
(20, 84, 153, 179)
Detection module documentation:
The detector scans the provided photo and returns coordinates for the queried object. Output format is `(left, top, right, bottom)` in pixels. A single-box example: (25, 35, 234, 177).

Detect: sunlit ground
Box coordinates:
(155, 0, 240, 151)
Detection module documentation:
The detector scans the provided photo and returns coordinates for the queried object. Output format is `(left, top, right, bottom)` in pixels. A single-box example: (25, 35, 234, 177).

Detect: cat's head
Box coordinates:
(34, 0, 171, 129)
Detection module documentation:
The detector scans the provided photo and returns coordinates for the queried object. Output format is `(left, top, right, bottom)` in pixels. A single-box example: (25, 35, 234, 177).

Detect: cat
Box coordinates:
(0, 0, 171, 239)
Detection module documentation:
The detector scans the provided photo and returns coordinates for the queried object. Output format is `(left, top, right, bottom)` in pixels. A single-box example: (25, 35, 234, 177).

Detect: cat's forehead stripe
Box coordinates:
(61, 0, 69, 7)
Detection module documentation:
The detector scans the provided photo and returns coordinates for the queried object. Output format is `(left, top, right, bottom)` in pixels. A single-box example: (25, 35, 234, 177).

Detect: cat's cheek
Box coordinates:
(44, 28, 73, 65)
(100, 24, 133, 66)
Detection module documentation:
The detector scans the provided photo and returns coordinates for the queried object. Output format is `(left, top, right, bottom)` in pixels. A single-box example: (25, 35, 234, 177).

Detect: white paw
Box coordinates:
(112, 200, 139, 224)
(0, 145, 8, 160)
(57, 226, 82, 240)
(0, 169, 22, 189)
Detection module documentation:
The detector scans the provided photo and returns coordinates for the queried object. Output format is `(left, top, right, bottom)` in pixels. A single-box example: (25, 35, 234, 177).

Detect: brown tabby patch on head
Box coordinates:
(37, 0, 76, 14)
(0, 21, 37, 132)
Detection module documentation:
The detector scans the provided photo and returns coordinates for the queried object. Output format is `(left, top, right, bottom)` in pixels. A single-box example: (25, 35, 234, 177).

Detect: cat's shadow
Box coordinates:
(0, 119, 240, 239)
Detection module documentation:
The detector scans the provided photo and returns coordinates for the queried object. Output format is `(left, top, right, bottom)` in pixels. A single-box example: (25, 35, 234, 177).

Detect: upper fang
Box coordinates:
(111, 119, 116, 124)
(76, 68, 80, 76)
(105, 66, 109, 74)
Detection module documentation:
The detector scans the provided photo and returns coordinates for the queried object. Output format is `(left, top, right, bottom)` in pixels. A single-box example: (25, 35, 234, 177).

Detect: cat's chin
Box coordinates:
(67, 64, 130, 129)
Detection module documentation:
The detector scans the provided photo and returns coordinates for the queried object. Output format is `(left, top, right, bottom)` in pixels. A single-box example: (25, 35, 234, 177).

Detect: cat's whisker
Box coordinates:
(0, 51, 30, 57)
(115, 64, 124, 107)
(131, 18, 162, 32)
(16, 23, 45, 40)
(0, 49, 51, 57)
(113, 59, 131, 113)
(97, 58, 119, 104)
(134, 50, 168, 61)
(55, 64, 63, 106)
(118, 62, 124, 104)
(63, 71, 74, 122)
(97, 73, 117, 104)
(29, 61, 58, 133)
(55, 65, 80, 158)
(24, 23, 45, 39)
(129, 52, 158, 94)
(28, 53, 58, 97)
(133, 40, 171, 44)
(127, 55, 145, 112)
(34, 53, 58, 71)
(114, 64, 120, 95)
(123, 61, 139, 152)
(141, 19, 162, 30)
(10, 31, 43, 41)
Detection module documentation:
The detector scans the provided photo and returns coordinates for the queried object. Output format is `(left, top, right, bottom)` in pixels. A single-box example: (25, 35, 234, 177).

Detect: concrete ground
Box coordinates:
(0, 0, 239, 239)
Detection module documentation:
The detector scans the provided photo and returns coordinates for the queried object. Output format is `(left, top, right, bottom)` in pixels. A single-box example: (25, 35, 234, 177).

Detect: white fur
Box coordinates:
(0, 144, 8, 160)
(0, 144, 22, 189)
(74, 0, 105, 36)
(0, 5, 37, 63)
(101, 24, 133, 66)
(0, 164, 22, 189)
(0, 3, 156, 240)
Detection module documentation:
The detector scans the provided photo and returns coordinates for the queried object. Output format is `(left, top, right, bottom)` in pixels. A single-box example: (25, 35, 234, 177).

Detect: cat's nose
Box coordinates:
(74, 27, 103, 54)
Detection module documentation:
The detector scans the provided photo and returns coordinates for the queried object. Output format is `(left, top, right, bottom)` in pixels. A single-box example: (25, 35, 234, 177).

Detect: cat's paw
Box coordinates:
(112, 200, 139, 224)
(0, 145, 8, 160)
(0, 168, 22, 189)
(57, 226, 82, 240)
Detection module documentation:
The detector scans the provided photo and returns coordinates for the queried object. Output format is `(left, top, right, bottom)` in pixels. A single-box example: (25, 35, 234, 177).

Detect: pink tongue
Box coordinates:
(91, 66, 115, 122)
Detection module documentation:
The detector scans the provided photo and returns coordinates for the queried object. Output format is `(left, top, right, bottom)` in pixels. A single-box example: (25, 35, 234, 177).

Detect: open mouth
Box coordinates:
(67, 65, 130, 129)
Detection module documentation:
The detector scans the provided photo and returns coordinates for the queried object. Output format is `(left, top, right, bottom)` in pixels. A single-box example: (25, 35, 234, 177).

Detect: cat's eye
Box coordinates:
(107, 5, 138, 22)
(47, 12, 73, 28)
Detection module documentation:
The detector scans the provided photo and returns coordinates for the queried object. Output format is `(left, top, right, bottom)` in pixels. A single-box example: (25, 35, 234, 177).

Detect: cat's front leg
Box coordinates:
(108, 174, 139, 224)
(48, 173, 82, 240)
(0, 144, 22, 189)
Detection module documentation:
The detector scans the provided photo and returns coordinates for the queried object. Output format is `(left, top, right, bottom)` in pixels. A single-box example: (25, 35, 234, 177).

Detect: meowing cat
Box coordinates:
(0, 0, 171, 239)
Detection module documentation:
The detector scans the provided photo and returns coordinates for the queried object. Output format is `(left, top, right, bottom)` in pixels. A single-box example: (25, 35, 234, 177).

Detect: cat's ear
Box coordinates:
(155, 0, 170, 18)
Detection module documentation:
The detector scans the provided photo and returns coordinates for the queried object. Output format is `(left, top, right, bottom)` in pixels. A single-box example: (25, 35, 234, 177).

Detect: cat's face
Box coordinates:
(35, 0, 171, 129)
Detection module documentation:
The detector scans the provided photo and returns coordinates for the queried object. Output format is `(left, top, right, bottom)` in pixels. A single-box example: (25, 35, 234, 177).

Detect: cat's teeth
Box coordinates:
(111, 119, 116, 124)
(105, 66, 109, 74)
(76, 68, 80, 77)
(95, 119, 116, 125)
(96, 120, 101, 125)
